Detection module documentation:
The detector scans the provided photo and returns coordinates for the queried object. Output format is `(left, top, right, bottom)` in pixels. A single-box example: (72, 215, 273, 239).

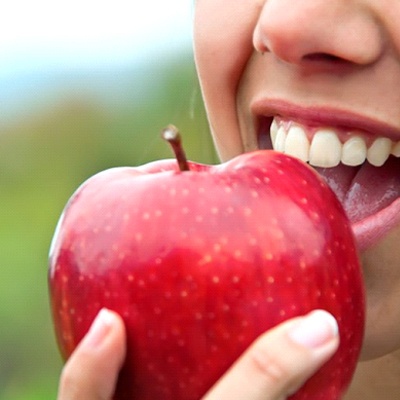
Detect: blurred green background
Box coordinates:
(0, 47, 217, 398)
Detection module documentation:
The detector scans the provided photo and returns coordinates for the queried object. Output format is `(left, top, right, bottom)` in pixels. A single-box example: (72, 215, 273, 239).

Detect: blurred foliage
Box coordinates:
(0, 50, 216, 399)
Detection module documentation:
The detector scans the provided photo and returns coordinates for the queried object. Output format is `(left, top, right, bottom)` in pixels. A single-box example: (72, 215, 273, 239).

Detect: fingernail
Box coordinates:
(288, 310, 339, 349)
(84, 308, 115, 348)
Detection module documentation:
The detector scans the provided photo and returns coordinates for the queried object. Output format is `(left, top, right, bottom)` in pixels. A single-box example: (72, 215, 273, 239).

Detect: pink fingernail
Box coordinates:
(289, 310, 339, 349)
(84, 308, 115, 348)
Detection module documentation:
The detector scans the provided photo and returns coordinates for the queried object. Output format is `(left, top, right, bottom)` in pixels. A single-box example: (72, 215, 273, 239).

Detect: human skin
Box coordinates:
(194, 0, 400, 398)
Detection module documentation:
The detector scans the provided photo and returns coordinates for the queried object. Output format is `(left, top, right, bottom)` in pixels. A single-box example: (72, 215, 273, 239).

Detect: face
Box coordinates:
(194, 0, 400, 361)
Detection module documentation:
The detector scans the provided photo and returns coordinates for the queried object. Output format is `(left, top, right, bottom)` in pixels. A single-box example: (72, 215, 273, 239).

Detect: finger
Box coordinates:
(58, 308, 126, 400)
(203, 309, 339, 400)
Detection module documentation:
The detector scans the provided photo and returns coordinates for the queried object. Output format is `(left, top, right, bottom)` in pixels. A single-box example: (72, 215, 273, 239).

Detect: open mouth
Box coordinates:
(258, 116, 400, 251)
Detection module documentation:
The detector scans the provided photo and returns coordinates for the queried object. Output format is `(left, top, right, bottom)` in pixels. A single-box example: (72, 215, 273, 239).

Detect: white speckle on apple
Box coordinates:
(142, 212, 150, 220)
(286, 276, 293, 283)
(213, 243, 222, 253)
(224, 186, 232, 193)
(127, 274, 134, 282)
(198, 254, 213, 266)
(249, 237, 257, 246)
(154, 210, 163, 217)
(195, 215, 204, 223)
(169, 188, 177, 197)
(251, 190, 259, 198)
(219, 236, 229, 245)
(182, 189, 189, 196)
(264, 176, 271, 184)
(264, 252, 274, 261)
(123, 213, 130, 222)
(232, 275, 240, 283)
(155, 258, 162, 265)
(267, 296, 274, 303)
(312, 249, 321, 257)
(207, 312, 216, 320)
(244, 207, 252, 216)
(267, 276, 275, 284)
(180, 290, 188, 298)
(227, 206, 234, 214)
(212, 276, 220, 284)
(154, 307, 162, 315)
(62, 275, 69, 283)
(211, 206, 219, 214)
(69, 307, 75, 315)
(138, 279, 145, 288)
(234, 250, 242, 259)
(147, 362, 155, 371)
(198, 187, 205, 194)
(311, 211, 321, 222)
(222, 304, 230, 312)
(300, 197, 308, 205)
(195, 312, 203, 320)
(135, 233, 143, 242)
(182, 207, 190, 214)
(280, 309, 286, 317)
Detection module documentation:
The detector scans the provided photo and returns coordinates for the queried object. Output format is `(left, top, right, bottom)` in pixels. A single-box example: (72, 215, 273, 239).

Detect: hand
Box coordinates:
(57, 309, 339, 400)
(57, 309, 126, 400)
(203, 309, 339, 399)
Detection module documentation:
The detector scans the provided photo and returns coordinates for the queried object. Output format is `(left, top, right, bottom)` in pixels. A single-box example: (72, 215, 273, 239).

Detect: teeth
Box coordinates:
(392, 141, 400, 157)
(285, 125, 310, 162)
(342, 136, 367, 166)
(309, 130, 342, 168)
(274, 125, 287, 152)
(270, 119, 398, 168)
(367, 138, 391, 167)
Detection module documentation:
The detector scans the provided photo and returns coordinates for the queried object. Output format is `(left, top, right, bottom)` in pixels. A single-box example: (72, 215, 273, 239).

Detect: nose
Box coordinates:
(253, 0, 383, 66)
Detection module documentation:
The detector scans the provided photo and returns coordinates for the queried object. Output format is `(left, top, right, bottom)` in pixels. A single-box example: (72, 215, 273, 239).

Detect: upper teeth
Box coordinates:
(270, 119, 399, 168)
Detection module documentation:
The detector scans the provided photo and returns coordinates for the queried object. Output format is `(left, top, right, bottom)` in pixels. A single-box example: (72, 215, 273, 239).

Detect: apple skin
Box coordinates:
(49, 150, 365, 400)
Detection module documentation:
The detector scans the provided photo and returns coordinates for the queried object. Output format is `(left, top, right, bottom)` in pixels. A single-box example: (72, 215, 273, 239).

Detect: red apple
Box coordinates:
(48, 126, 365, 400)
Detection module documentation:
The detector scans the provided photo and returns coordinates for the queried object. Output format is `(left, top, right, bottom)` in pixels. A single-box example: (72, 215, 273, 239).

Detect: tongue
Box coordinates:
(315, 157, 400, 224)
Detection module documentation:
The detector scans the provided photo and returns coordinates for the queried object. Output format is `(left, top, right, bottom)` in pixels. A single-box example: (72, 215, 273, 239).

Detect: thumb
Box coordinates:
(203, 310, 339, 400)
(58, 308, 126, 400)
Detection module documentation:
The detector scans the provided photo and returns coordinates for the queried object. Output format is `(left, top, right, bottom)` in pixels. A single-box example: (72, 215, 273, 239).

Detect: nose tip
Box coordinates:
(253, 1, 383, 66)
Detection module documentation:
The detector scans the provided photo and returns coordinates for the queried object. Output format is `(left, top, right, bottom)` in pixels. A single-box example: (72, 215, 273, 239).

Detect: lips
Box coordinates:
(255, 108, 400, 251)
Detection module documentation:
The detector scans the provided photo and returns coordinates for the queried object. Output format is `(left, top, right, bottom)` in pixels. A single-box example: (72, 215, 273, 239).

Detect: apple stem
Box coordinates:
(161, 125, 190, 172)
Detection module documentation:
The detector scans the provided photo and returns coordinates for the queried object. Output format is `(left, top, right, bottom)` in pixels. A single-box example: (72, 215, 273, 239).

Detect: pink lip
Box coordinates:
(252, 98, 400, 141)
(251, 98, 400, 251)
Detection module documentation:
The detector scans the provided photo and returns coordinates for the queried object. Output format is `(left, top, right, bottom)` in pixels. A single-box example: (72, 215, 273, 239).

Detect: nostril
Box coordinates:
(303, 53, 344, 63)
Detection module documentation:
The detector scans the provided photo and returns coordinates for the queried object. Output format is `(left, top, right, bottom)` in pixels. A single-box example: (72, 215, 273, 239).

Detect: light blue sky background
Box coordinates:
(0, 0, 194, 120)
(0, 0, 193, 76)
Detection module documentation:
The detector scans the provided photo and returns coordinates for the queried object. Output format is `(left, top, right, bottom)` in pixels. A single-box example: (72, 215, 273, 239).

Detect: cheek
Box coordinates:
(359, 228, 400, 359)
(193, 0, 261, 160)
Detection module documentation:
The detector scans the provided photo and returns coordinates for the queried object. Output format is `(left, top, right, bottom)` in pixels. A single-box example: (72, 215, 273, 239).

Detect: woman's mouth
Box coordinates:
(257, 116, 400, 251)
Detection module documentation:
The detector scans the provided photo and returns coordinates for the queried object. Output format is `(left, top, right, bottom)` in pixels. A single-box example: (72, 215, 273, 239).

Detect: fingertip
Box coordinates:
(288, 309, 339, 349)
(58, 308, 127, 400)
